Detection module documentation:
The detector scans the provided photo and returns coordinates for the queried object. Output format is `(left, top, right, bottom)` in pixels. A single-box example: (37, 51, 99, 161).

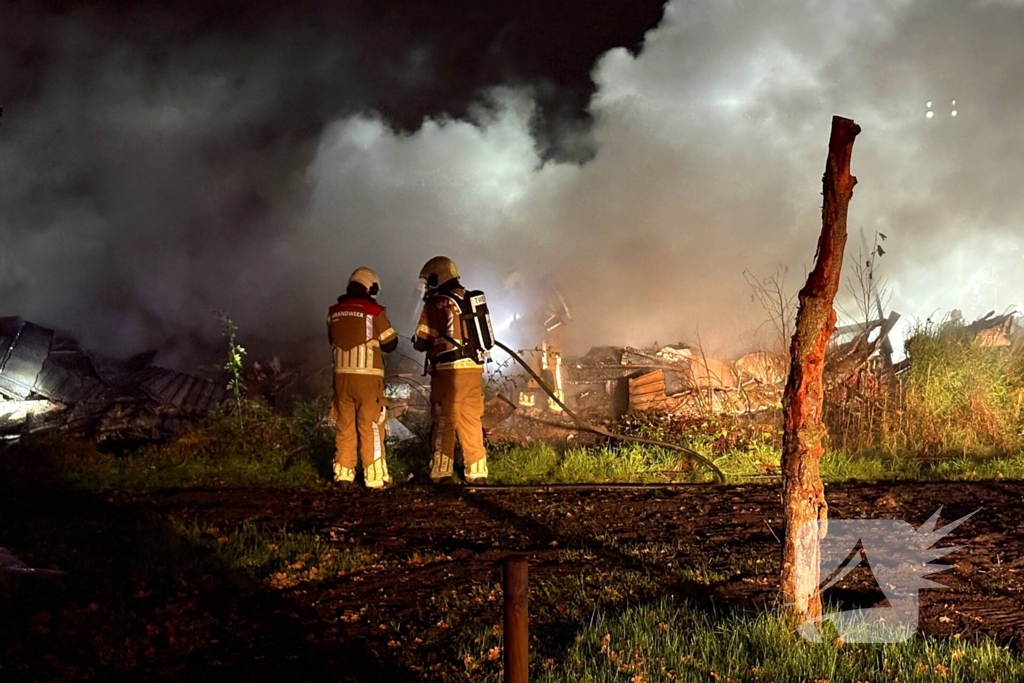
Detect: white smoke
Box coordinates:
(3, 0, 1023, 366)
(299, 0, 1024, 358)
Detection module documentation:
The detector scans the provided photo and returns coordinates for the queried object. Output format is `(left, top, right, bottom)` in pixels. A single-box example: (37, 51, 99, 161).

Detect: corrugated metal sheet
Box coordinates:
(1, 318, 225, 417)
(86, 352, 137, 388)
(32, 359, 112, 403)
(139, 368, 176, 398)
(0, 321, 54, 400)
(0, 317, 24, 361)
(137, 368, 225, 414)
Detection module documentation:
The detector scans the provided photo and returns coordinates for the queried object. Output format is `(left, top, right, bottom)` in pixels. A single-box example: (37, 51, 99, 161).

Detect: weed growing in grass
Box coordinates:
(215, 310, 248, 413)
(174, 520, 376, 588)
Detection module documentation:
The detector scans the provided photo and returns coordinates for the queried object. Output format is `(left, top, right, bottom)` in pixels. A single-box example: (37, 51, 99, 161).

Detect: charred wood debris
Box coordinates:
(2, 310, 1019, 444)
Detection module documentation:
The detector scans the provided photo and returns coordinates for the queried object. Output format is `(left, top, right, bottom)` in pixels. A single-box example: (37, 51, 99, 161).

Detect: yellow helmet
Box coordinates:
(418, 256, 459, 289)
(348, 266, 381, 297)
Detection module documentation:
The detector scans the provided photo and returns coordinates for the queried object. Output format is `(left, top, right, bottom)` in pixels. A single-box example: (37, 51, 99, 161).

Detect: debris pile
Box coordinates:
(557, 343, 786, 419)
(963, 310, 1018, 348)
(8, 305, 1015, 445)
(245, 356, 302, 411)
(0, 317, 226, 442)
(492, 311, 915, 423)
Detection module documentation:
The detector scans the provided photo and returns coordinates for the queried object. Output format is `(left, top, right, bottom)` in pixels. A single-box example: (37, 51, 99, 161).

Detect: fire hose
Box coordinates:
(492, 341, 726, 484)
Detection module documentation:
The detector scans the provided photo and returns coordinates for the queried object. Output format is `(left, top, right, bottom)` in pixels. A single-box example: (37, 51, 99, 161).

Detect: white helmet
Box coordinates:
(348, 266, 381, 297)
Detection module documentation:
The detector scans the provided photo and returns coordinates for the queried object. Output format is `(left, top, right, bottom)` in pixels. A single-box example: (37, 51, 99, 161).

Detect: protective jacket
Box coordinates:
(412, 283, 483, 372)
(412, 280, 488, 483)
(328, 292, 399, 375)
(327, 290, 398, 488)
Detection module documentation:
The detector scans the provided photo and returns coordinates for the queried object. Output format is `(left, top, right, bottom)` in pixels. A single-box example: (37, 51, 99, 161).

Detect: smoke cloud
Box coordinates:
(2, 0, 1023, 368)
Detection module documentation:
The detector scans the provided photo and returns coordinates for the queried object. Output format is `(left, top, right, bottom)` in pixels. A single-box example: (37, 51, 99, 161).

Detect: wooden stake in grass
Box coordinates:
(781, 115, 861, 625)
(503, 555, 529, 683)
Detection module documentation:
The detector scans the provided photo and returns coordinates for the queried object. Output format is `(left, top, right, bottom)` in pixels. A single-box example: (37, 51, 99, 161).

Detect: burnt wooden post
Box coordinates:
(503, 555, 529, 683)
(781, 115, 860, 625)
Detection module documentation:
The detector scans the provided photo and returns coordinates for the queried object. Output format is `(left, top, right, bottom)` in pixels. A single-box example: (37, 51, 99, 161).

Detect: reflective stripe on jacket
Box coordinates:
(328, 296, 397, 376)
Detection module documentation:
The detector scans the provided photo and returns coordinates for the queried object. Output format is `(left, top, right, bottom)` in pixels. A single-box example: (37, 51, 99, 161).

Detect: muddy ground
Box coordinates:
(3, 480, 1023, 681)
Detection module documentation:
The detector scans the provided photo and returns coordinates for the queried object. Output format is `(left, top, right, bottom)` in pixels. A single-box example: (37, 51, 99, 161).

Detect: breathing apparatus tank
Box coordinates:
(437, 288, 495, 364)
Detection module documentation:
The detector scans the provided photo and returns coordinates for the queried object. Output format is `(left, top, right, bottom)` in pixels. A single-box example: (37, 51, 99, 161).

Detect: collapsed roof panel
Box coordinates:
(0, 320, 54, 400)
(0, 317, 23, 356)
(86, 351, 138, 388)
(1, 317, 226, 440)
(165, 374, 192, 407)
(194, 376, 219, 412)
(32, 358, 112, 403)
(137, 368, 225, 414)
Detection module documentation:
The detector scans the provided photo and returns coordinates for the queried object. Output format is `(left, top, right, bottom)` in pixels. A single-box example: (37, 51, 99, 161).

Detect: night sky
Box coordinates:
(2, 0, 1023, 367)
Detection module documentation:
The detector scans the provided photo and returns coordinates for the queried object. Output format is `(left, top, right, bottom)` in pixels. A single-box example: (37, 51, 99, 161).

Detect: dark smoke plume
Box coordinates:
(3, 0, 1023, 368)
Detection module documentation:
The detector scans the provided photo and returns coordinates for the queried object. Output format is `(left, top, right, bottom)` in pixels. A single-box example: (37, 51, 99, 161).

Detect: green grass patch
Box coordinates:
(487, 442, 686, 483)
(173, 520, 377, 587)
(902, 322, 1024, 456)
(826, 319, 1024, 458)
(8, 378, 1024, 493)
(4, 400, 332, 493)
(482, 441, 1024, 485)
(525, 598, 1024, 682)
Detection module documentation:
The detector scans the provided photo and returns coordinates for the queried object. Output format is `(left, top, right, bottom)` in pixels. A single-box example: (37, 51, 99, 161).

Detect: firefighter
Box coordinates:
(412, 256, 489, 485)
(327, 267, 399, 488)
(506, 272, 570, 413)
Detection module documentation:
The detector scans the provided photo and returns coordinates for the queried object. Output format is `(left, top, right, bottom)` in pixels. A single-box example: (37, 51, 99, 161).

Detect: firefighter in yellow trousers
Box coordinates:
(328, 267, 399, 488)
(412, 256, 489, 485)
(506, 272, 570, 413)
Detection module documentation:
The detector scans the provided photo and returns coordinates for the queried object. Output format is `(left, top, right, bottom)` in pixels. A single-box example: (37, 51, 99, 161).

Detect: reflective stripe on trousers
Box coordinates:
(429, 368, 487, 481)
(333, 374, 391, 486)
(364, 405, 390, 488)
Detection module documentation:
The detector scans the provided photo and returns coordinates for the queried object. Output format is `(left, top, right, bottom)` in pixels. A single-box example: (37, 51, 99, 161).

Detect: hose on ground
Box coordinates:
(492, 340, 726, 484)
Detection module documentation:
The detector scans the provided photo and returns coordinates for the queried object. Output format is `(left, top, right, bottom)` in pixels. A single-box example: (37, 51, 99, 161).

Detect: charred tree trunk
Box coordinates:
(781, 115, 860, 625)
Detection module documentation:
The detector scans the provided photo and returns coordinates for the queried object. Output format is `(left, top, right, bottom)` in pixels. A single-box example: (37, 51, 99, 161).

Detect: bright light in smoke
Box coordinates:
(925, 110, 935, 119)
(495, 314, 516, 333)
(881, 235, 1024, 362)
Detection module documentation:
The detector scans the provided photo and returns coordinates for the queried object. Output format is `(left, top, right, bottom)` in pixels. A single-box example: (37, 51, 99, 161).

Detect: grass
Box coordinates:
(524, 599, 1024, 682)
(5, 349, 1024, 494)
(3, 400, 331, 493)
(173, 520, 378, 588)
(11, 422, 1024, 494)
(826, 319, 1024, 458)
(61, 442, 323, 492)
(484, 439, 1024, 485)
(419, 562, 1024, 683)
(902, 322, 1024, 455)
